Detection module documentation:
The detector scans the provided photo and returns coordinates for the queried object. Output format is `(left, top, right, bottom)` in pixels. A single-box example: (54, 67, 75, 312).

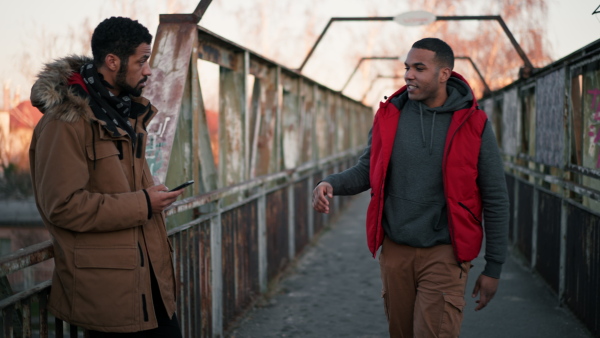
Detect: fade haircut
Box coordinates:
(91, 17, 152, 68)
(412, 38, 454, 70)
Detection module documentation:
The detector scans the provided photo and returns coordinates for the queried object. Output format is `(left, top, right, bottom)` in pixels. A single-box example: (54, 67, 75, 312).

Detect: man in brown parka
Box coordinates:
(29, 17, 184, 337)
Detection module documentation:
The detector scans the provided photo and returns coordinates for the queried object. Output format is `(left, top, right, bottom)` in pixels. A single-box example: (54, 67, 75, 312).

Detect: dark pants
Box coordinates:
(88, 265, 182, 338)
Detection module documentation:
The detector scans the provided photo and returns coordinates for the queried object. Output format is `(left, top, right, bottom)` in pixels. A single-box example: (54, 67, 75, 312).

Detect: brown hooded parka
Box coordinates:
(29, 56, 177, 333)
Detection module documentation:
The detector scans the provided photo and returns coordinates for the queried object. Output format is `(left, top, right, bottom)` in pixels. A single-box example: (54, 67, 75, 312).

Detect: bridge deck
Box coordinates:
(229, 192, 592, 338)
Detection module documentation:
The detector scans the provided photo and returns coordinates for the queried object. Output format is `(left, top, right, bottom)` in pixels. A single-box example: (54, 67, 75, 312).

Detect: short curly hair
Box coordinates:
(91, 17, 152, 68)
(412, 38, 454, 70)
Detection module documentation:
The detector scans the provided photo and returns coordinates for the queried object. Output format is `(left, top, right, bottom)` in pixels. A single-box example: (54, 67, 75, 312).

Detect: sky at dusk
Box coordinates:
(0, 0, 599, 107)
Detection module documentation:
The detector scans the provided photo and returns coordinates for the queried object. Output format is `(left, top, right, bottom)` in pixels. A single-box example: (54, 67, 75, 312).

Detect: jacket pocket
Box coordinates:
(71, 247, 138, 326)
(74, 247, 137, 269)
(86, 141, 120, 161)
(85, 141, 130, 192)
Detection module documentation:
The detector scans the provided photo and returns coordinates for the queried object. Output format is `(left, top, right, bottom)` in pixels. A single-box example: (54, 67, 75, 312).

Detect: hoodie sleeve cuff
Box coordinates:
(482, 261, 503, 279)
(142, 189, 152, 219)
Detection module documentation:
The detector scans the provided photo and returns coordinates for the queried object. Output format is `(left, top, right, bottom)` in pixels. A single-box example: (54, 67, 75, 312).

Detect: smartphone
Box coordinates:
(168, 180, 194, 192)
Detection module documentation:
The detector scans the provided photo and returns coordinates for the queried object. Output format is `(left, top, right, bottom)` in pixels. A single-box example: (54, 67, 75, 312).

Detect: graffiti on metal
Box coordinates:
(144, 23, 198, 183)
(585, 88, 600, 167)
(535, 68, 565, 167)
(502, 88, 520, 156)
(583, 66, 600, 169)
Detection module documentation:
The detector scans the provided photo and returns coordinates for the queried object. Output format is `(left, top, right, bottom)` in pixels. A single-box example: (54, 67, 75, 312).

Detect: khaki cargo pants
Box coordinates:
(379, 236, 471, 338)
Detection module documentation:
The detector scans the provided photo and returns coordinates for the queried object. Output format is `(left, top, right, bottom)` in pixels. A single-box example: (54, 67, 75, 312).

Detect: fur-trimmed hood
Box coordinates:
(30, 55, 93, 123)
(30, 55, 157, 127)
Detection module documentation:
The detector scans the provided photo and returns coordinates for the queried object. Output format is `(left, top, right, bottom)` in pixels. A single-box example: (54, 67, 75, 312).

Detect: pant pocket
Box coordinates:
(439, 293, 465, 338)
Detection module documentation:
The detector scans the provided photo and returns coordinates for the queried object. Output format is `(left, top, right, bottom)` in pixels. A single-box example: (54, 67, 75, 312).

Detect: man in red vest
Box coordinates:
(313, 37, 509, 337)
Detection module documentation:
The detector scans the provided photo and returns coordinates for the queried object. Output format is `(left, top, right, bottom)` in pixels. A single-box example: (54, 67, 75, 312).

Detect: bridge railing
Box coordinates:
(0, 6, 372, 337)
(481, 38, 600, 337)
(0, 151, 362, 338)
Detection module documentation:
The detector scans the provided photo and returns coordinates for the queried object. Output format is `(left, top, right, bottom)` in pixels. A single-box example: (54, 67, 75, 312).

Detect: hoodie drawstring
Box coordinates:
(419, 104, 426, 148)
(430, 111, 436, 155)
(419, 103, 436, 155)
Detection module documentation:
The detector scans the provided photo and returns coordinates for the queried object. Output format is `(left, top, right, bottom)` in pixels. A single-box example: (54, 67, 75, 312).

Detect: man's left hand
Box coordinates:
(471, 274, 499, 311)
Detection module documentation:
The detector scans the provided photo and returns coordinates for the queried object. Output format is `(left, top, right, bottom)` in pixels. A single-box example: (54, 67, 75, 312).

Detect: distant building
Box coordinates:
(0, 85, 48, 292)
(6, 100, 42, 170)
(0, 83, 41, 172)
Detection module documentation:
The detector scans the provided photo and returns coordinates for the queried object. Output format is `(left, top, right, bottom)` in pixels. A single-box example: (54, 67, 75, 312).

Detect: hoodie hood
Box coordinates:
(389, 74, 474, 155)
(30, 55, 93, 123)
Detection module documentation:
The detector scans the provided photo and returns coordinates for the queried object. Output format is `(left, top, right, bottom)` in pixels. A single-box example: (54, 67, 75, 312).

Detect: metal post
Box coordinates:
(307, 175, 315, 239)
(257, 190, 268, 293)
(531, 188, 539, 270)
(558, 201, 568, 305)
(210, 213, 223, 337)
(288, 182, 296, 259)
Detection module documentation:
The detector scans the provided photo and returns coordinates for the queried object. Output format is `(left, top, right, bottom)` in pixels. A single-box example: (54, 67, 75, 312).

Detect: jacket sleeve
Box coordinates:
(322, 127, 372, 196)
(477, 122, 510, 278)
(33, 119, 149, 233)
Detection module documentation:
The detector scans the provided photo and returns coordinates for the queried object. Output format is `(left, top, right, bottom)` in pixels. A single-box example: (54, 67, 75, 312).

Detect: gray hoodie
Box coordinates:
(323, 77, 509, 278)
(382, 77, 472, 248)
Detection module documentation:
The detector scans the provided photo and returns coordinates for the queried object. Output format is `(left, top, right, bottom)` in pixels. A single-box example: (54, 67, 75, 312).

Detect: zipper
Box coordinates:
(442, 106, 477, 263)
(458, 202, 482, 224)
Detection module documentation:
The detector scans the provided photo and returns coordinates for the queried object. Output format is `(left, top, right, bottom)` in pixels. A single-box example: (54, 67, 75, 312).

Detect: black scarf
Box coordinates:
(79, 63, 137, 146)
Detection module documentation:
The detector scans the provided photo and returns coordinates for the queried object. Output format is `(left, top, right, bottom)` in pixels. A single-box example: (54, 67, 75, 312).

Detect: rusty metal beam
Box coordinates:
(0, 281, 51, 311)
(299, 14, 534, 79)
(281, 74, 301, 169)
(195, 26, 367, 106)
(298, 17, 394, 71)
(159, 0, 213, 23)
(436, 15, 535, 77)
(0, 240, 53, 277)
(191, 50, 218, 193)
(192, 0, 213, 22)
(455, 56, 491, 95)
(219, 61, 247, 188)
(341, 56, 399, 92)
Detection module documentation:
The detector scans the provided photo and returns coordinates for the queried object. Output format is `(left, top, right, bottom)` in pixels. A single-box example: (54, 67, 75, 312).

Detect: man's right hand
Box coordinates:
(312, 182, 333, 214)
(146, 184, 184, 214)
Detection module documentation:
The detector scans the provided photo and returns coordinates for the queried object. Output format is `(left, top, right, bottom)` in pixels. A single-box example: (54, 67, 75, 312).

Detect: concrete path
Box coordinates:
(228, 193, 593, 338)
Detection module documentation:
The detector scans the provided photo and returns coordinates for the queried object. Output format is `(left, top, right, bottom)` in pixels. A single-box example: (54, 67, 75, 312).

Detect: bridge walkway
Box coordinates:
(228, 192, 592, 338)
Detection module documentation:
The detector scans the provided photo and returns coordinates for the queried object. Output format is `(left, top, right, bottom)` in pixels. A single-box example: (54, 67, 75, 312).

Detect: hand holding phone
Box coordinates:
(168, 180, 194, 192)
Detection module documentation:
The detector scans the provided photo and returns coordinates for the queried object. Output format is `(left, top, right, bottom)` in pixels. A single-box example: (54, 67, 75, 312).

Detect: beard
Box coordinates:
(115, 64, 147, 97)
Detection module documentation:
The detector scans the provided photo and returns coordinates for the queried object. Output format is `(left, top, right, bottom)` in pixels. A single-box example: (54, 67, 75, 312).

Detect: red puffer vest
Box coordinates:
(367, 72, 488, 262)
